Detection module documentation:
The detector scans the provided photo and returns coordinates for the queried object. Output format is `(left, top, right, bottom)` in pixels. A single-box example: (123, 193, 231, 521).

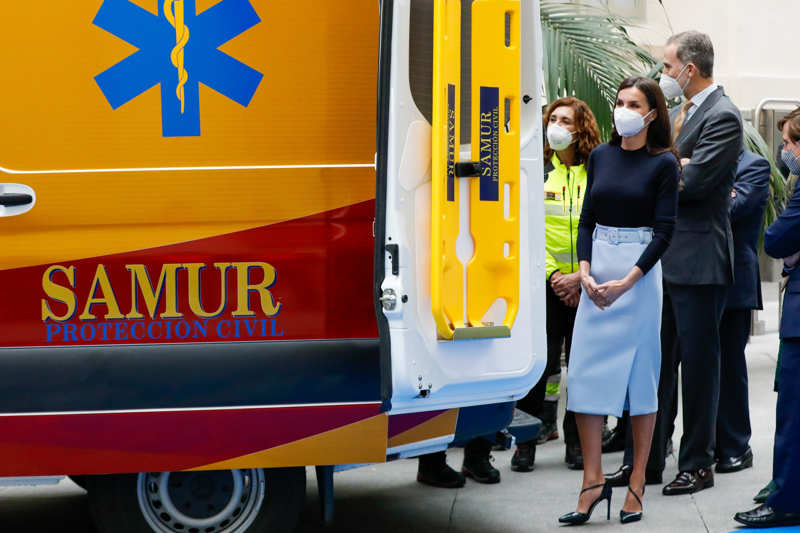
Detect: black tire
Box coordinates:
(86, 468, 306, 533)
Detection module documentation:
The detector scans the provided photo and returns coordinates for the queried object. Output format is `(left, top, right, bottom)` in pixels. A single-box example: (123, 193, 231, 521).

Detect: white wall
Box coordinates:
(625, 0, 800, 112)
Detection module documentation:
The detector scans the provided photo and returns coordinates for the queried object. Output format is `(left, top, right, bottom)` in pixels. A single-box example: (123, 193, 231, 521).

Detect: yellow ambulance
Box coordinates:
(0, 0, 546, 531)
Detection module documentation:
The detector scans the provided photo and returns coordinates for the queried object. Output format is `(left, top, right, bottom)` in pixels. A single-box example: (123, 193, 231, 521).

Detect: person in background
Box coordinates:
(714, 149, 770, 474)
(752, 137, 796, 506)
(512, 97, 602, 473)
(735, 107, 800, 528)
(559, 76, 678, 525)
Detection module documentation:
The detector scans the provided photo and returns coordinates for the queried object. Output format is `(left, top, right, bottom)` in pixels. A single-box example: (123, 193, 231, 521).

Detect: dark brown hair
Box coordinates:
(778, 107, 800, 143)
(543, 97, 602, 166)
(610, 76, 679, 162)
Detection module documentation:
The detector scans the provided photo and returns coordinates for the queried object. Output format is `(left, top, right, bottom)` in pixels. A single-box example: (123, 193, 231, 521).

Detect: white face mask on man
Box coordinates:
(659, 63, 690, 99)
(614, 107, 655, 138)
(547, 123, 574, 151)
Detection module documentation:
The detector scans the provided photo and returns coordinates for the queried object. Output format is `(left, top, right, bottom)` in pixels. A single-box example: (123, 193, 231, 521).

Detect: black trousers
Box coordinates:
(767, 339, 800, 512)
(654, 283, 726, 472)
(716, 308, 753, 458)
(516, 281, 578, 446)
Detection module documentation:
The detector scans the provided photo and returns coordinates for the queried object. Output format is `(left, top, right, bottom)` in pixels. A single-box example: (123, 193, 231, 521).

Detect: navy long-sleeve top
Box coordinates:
(577, 143, 680, 274)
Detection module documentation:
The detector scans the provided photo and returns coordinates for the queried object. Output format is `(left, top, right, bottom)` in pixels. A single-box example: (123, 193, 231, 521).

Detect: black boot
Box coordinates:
(510, 440, 536, 472)
(417, 451, 465, 488)
(462, 438, 501, 484)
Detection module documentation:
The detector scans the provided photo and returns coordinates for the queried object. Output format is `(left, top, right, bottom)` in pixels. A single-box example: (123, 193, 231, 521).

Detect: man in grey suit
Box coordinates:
(656, 31, 742, 495)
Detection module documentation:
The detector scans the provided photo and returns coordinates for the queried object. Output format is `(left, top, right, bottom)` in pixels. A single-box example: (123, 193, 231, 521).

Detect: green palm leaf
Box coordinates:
(540, 0, 657, 137)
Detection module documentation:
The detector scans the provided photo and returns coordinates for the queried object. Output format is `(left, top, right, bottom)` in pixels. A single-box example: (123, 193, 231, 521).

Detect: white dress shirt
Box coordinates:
(685, 83, 719, 122)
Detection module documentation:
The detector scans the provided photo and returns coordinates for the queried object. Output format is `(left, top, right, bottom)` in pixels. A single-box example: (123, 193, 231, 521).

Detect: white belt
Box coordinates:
(593, 225, 653, 245)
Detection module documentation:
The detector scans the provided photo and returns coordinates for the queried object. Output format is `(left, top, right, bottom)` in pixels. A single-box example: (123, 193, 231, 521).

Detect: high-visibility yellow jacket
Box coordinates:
(544, 154, 588, 280)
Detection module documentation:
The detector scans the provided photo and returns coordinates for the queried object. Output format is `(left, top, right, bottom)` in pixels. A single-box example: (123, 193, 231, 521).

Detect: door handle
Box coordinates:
(0, 184, 36, 217)
(0, 193, 33, 207)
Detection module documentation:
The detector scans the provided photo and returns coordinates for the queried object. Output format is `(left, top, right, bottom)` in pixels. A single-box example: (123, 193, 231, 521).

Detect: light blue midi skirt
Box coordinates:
(567, 225, 662, 417)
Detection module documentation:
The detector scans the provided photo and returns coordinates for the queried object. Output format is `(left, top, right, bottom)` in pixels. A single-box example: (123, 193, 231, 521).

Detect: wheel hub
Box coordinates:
(137, 469, 266, 533)
(168, 471, 230, 519)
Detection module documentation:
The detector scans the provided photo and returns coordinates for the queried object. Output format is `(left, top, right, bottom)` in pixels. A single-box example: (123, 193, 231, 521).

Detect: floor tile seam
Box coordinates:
(447, 488, 459, 532)
(690, 492, 712, 533)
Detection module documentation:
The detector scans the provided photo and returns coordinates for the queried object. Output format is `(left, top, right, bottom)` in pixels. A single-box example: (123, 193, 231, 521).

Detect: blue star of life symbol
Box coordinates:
(93, 0, 264, 137)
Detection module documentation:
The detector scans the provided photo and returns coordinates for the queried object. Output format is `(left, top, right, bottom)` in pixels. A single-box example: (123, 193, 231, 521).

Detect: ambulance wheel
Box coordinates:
(86, 468, 306, 533)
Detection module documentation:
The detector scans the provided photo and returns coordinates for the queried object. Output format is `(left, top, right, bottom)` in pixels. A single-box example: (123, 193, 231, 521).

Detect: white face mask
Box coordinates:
(547, 123, 574, 151)
(659, 64, 690, 99)
(614, 107, 655, 138)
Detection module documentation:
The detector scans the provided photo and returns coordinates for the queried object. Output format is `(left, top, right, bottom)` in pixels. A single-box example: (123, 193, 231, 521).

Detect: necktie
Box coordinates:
(672, 100, 694, 142)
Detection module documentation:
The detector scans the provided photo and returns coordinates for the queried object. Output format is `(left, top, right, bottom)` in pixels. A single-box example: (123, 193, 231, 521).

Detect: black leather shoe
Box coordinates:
(417, 462, 466, 488)
(605, 464, 632, 487)
(716, 447, 753, 474)
(462, 454, 500, 484)
(605, 464, 662, 487)
(566, 444, 584, 470)
(734, 504, 800, 528)
(602, 427, 626, 453)
(754, 480, 777, 503)
(510, 440, 536, 472)
(662, 469, 714, 496)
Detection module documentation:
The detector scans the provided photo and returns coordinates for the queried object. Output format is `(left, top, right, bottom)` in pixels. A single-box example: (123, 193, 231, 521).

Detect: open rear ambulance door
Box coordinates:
(375, 0, 547, 417)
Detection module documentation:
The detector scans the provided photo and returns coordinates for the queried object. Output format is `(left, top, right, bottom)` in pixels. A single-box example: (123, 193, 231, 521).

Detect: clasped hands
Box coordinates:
(580, 272, 633, 311)
(550, 271, 581, 308)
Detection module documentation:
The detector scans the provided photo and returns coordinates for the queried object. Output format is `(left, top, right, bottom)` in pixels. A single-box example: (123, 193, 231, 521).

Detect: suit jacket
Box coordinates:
(765, 179, 800, 339)
(726, 150, 770, 309)
(662, 86, 742, 285)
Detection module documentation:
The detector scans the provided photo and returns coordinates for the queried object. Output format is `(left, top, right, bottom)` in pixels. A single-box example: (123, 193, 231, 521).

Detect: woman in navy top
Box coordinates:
(559, 77, 679, 525)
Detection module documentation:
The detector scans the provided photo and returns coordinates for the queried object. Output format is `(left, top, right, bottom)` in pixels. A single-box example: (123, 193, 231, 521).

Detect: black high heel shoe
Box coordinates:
(558, 481, 612, 525)
(620, 485, 644, 524)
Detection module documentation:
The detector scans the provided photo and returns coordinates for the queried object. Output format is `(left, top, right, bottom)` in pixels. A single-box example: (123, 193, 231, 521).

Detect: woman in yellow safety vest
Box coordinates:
(512, 97, 602, 473)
